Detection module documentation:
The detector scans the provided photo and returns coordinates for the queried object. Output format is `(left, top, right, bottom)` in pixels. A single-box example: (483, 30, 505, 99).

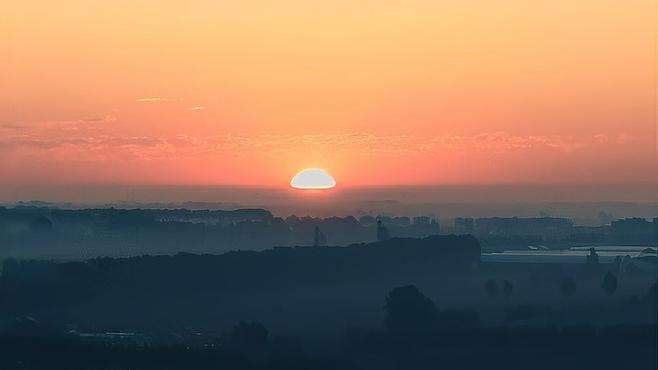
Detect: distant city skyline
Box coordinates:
(1, 184, 657, 220)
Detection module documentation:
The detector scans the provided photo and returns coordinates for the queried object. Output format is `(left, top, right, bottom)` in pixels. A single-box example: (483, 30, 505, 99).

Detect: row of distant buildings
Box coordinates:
(454, 216, 657, 241)
(358, 215, 437, 227)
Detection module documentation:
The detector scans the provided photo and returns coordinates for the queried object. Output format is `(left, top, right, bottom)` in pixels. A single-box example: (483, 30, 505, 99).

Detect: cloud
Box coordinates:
(135, 97, 182, 103)
(0, 131, 643, 163)
(0, 123, 26, 130)
(1, 115, 117, 134)
(616, 133, 637, 145)
(187, 106, 205, 111)
(593, 134, 609, 144)
(81, 115, 118, 123)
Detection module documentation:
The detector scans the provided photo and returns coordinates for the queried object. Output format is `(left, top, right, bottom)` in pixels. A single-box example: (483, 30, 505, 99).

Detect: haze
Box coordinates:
(2, 1, 656, 191)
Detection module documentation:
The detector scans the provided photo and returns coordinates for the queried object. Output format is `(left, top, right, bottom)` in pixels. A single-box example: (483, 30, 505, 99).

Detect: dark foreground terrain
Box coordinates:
(0, 235, 655, 369)
(0, 325, 655, 370)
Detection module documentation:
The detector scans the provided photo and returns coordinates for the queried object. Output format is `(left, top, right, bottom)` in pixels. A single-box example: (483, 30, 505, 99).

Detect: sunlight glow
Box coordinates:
(290, 168, 336, 190)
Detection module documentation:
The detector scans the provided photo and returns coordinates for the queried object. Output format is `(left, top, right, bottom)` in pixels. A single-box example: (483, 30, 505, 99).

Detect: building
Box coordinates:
(454, 217, 475, 235)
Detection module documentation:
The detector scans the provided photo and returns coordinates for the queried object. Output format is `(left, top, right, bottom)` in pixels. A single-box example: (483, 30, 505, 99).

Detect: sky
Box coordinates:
(1, 0, 656, 190)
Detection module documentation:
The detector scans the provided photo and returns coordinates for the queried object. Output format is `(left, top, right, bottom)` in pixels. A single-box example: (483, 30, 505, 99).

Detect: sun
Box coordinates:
(290, 168, 336, 190)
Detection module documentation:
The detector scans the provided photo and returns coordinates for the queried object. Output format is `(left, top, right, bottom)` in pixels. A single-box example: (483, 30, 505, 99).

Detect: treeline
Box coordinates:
(0, 207, 440, 258)
(0, 235, 480, 313)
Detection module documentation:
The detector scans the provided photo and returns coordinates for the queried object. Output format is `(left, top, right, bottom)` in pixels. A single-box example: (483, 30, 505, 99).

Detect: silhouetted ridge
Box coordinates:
(0, 235, 480, 313)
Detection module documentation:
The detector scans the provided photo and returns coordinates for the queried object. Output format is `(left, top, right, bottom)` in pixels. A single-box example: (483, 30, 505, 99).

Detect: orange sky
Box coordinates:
(1, 0, 656, 188)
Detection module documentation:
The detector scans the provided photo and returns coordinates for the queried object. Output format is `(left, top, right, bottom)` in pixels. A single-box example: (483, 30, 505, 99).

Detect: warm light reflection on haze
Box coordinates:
(1, 1, 656, 189)
(290, 168, 336, 190)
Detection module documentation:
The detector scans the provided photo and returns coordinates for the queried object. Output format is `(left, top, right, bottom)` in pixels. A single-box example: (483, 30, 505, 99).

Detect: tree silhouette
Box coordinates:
(312, 226, 327, 246)
(601, 272, 618, 296)
(484, 279, 499, 298)
(376, 220, 390, 241)
(586, 247, 600, 265)
(384, 285, 438, 333)
(559, 277, 576, 298)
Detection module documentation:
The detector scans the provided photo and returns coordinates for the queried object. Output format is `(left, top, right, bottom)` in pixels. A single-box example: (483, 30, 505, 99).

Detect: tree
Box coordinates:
(586, 247, 600, 265)
(384, 285, 438, 333)
(602, 271, 618, 296)
(502, 280, 513, 300)
(559, 277, 577, 298)
(312, 226, 327, 246)
(376, 220, 390, 242)
(484, 279, 499, 298)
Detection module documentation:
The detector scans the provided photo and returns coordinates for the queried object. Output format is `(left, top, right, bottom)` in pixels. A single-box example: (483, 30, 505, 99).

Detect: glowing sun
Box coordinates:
(290, 168, 336, 190)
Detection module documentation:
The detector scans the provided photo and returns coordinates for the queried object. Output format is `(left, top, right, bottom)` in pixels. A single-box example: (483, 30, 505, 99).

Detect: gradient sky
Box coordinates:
(2, 0, 656, 189)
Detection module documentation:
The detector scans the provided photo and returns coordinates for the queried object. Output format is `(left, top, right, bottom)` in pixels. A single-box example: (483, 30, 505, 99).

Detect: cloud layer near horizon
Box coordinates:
(1, 120, 654, 186)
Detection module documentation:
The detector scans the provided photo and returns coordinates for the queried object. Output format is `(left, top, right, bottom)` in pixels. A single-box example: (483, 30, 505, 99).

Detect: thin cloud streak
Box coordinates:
(1, 116, 117, 133)
(135, 97, 182, 103)
(0, 132, 642, 161)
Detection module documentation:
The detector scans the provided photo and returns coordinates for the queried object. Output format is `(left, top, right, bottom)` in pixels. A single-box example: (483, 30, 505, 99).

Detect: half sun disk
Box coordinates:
(290, 168, 336, 189)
